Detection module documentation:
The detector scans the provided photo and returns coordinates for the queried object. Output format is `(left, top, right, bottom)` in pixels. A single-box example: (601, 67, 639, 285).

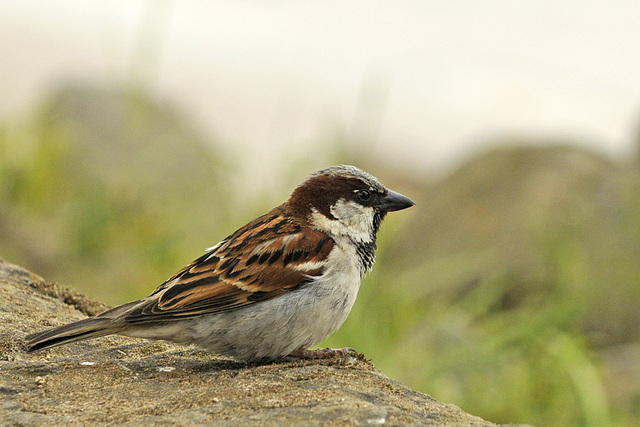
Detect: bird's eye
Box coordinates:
(357, 189, 372, 202)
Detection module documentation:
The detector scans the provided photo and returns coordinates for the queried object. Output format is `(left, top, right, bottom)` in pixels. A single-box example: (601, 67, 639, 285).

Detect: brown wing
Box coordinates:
(125, 208, 335, 323)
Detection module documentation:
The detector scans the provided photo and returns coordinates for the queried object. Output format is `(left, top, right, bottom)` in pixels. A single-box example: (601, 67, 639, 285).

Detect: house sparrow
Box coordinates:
(25, 165, 414, 361)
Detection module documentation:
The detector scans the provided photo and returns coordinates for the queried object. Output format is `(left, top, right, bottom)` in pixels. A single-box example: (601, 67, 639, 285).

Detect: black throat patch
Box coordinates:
(352, 210, 385, 277)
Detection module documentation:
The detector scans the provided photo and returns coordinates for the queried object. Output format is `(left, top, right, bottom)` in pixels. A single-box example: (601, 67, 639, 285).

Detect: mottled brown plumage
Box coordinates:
(126, 208, 335, 322)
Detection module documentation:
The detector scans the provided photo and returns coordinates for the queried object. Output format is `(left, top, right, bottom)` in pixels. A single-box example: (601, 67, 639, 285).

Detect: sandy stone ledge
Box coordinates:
(0, 258, 514, 426)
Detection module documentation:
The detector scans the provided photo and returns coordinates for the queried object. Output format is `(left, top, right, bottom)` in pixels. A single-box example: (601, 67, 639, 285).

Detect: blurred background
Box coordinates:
(2, 1, 640, 426)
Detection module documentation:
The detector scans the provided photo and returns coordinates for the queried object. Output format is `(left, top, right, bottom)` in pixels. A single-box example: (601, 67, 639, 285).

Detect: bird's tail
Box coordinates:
(24, 301, 138, 352)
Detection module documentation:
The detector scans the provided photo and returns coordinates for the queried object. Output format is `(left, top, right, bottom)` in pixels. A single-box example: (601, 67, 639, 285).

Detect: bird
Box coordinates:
(25, 165, 415, 361)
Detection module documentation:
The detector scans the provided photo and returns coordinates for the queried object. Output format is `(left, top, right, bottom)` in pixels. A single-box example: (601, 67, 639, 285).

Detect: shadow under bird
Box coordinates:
(25, 165, 414, 361)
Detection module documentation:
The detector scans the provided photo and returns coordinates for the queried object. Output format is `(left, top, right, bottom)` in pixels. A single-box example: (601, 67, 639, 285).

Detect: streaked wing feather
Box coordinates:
(125, 209, 334, 323)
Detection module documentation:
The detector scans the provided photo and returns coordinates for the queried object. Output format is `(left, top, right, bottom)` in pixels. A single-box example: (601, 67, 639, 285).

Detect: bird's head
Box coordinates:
(287, 165, 415, 244)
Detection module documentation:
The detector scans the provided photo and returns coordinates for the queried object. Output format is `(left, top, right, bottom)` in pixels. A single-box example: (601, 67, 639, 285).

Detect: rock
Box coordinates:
(0, 258, 501, 426)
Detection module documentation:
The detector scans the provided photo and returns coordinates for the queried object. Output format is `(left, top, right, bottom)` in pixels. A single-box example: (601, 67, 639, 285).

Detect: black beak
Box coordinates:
(377, 189, 415, 212)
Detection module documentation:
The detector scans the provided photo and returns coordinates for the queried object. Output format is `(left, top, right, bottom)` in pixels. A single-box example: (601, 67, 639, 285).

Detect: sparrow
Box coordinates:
(25, 165, 414, 361)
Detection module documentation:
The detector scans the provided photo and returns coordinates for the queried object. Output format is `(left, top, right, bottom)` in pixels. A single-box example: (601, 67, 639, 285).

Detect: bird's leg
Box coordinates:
(287, 347, 357, 359)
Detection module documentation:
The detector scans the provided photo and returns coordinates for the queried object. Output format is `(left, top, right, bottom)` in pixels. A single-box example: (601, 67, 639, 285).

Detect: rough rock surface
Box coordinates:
(0, 258, 498, 426)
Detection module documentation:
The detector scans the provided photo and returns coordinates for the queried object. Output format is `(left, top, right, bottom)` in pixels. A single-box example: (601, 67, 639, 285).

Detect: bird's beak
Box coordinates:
(377, 189, 415, 212)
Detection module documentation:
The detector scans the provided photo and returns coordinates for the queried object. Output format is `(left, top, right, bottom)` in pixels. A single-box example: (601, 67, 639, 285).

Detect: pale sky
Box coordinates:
(2, 0, 640, 178)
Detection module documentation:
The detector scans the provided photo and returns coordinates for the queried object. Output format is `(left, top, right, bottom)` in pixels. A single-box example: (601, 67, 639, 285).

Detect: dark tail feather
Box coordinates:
(25, 301, 141, 352)
(24, 317, 122, 352)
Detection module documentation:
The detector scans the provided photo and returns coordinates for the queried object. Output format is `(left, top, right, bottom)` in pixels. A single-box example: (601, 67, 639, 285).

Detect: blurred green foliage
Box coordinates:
(1, 85, 639, 427)
(329, 147, 640, 427)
